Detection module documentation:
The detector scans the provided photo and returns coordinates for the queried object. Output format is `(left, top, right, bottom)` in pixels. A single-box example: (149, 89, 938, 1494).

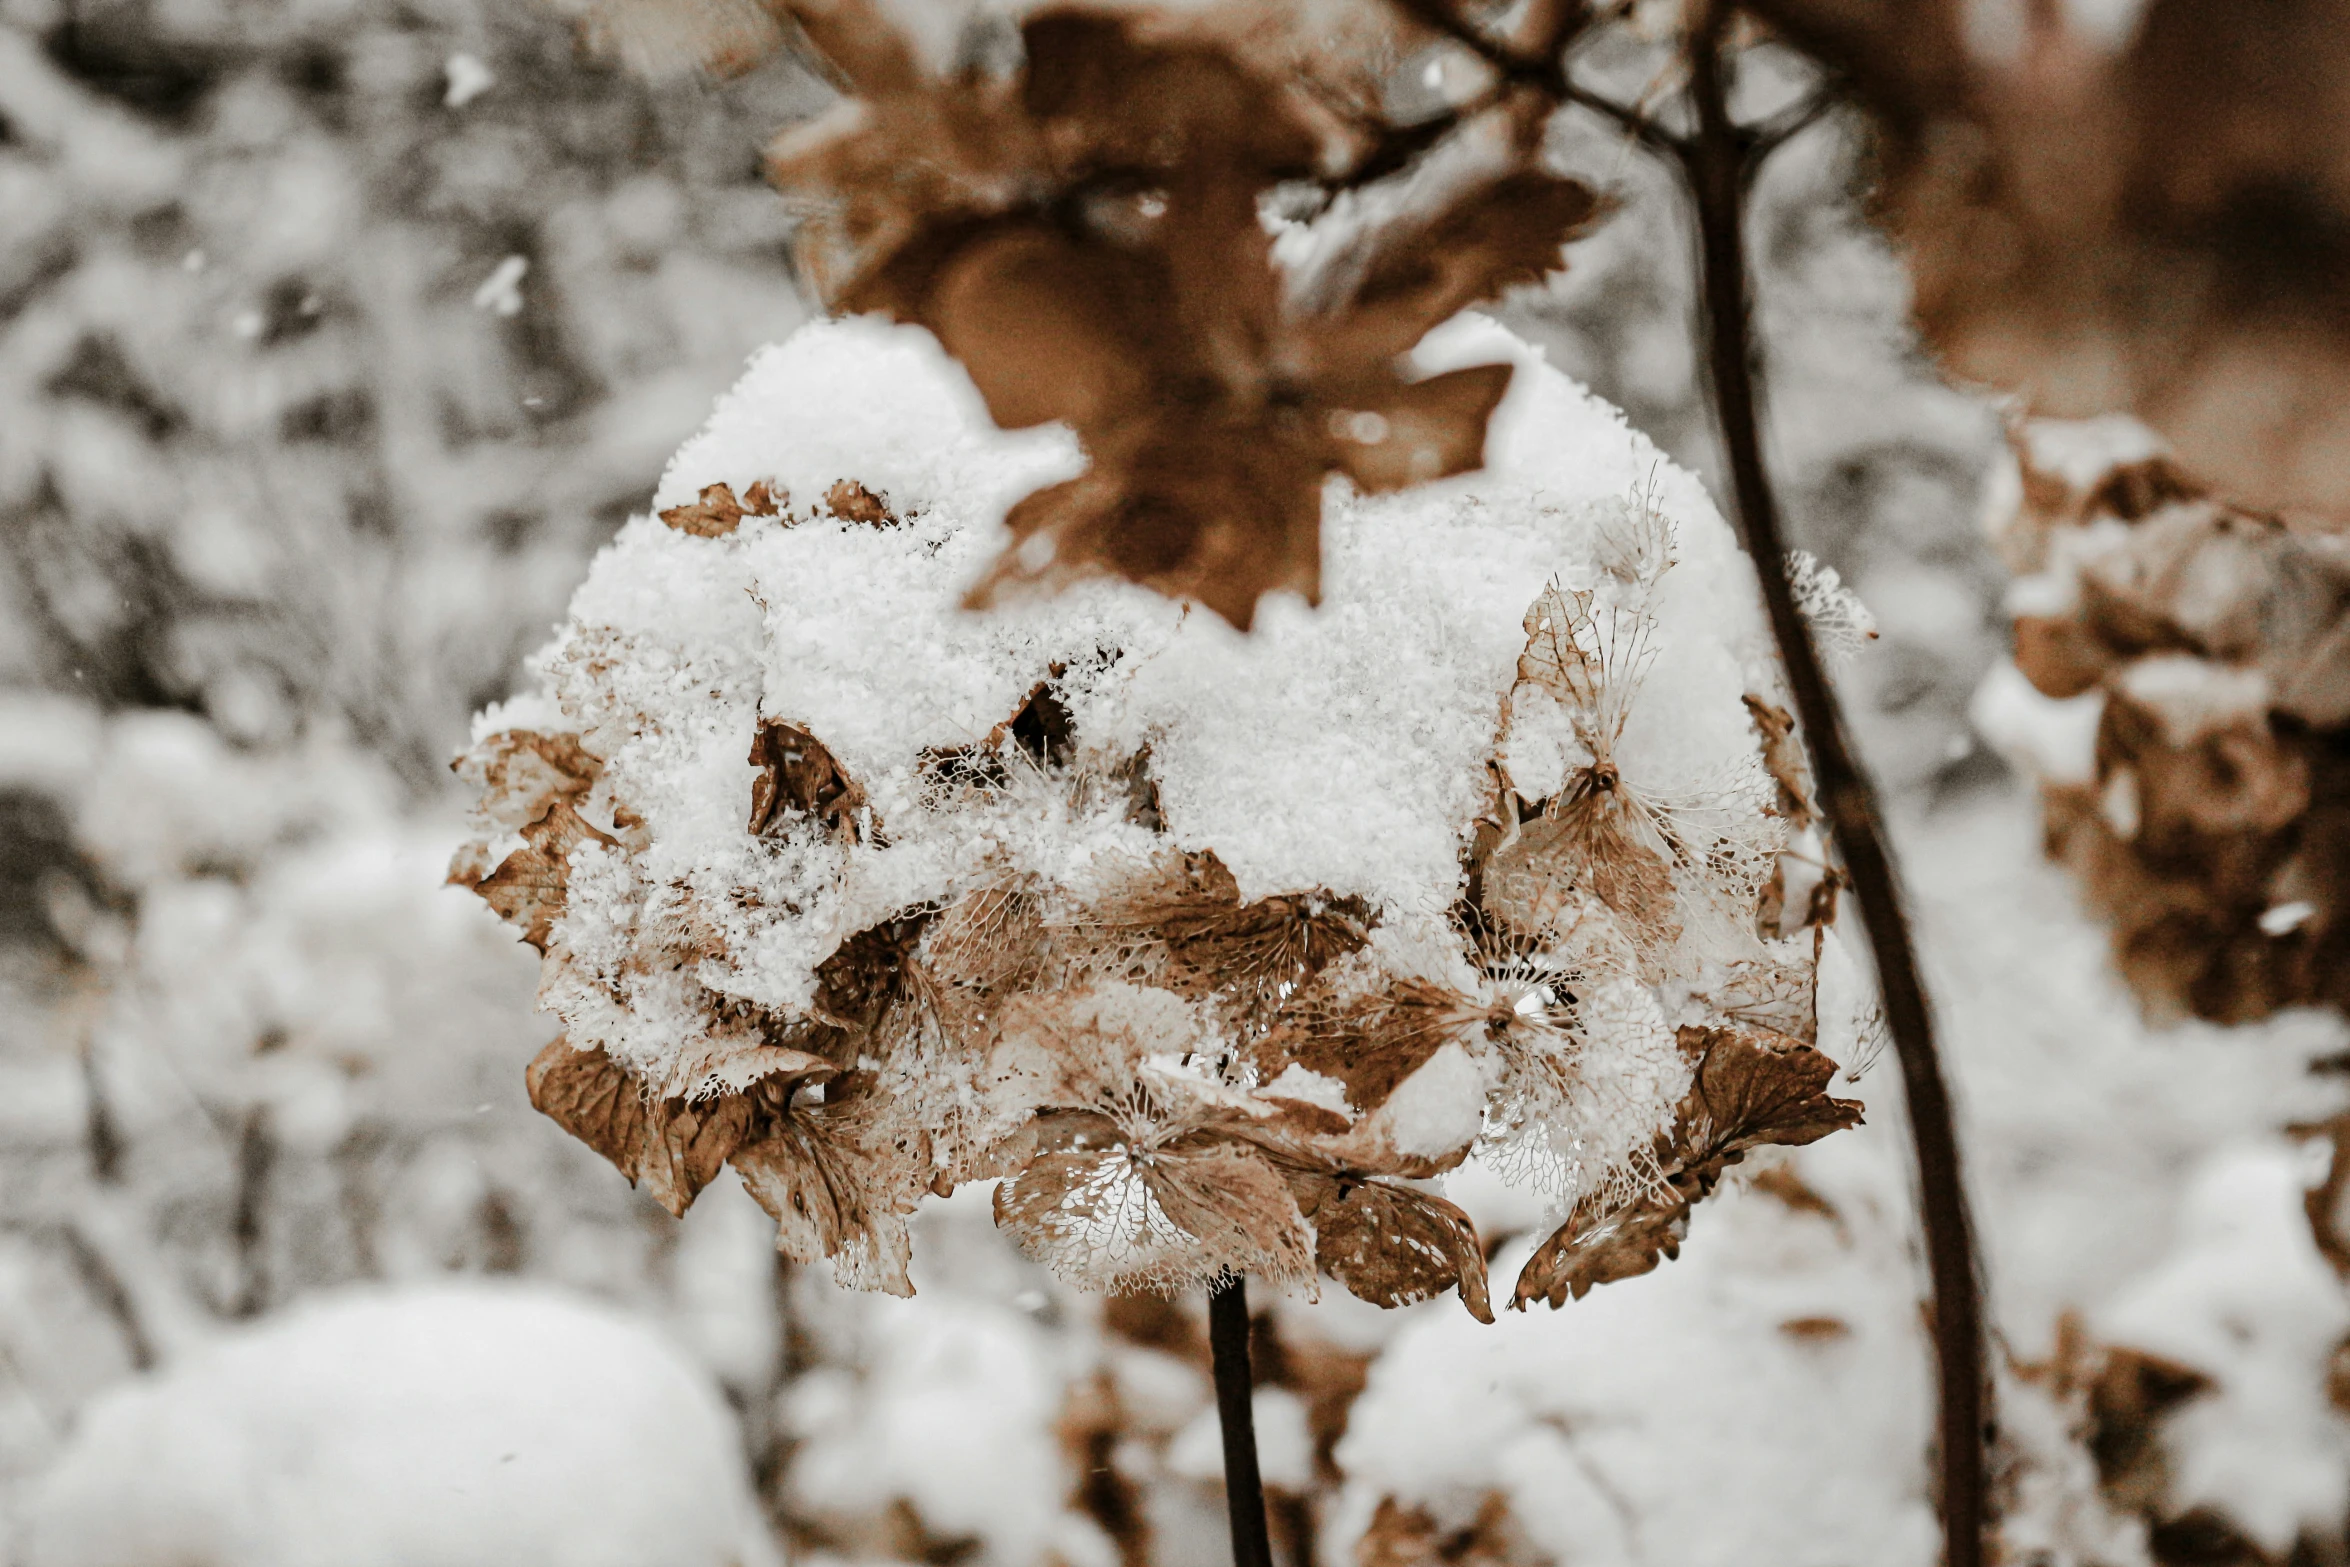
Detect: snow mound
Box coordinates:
(20, 1283, 780, 1567)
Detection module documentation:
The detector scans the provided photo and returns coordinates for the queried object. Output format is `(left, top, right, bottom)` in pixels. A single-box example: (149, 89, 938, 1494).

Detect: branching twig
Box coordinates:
(1208, 1272, 1273, 1567)
(1559, 79, 1684, 152)
(56, 1222, 155, 1372)
(1675, 12, 1987, 1567)
(1746, 81, 1841, 163)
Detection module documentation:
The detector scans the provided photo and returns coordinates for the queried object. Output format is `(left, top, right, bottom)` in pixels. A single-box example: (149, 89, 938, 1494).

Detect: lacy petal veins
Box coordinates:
(454, 316, 1872, 1316)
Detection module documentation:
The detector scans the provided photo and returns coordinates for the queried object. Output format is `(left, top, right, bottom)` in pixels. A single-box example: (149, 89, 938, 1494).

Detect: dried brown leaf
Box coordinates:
(748, 719, 872, 843)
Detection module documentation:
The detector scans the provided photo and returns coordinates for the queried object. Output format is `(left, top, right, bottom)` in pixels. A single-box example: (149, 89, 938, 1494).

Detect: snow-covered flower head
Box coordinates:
(455, 315, 1863, 1315)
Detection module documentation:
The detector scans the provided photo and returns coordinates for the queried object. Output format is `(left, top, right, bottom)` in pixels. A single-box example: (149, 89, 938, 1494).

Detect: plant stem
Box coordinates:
(1208, 1272, 1274, 1567)
(1675, 15, 1987, 1566)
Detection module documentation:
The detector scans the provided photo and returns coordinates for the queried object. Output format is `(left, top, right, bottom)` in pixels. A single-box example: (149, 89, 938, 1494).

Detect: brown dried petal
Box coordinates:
(1325, 364, 1515, 495)
(733, 1095, 928, 1296)
(1512, 1182, 1690, 1308)
(919, 224, 1158, 433)
(1676, 1024, 1864, 1164)
(1742, 694, 1813, 826)
(1513, 1025, 1860, 1308)
(1255, 977, 1472, 1118)
(453, 729, 600, 835)
(1481, 803, 1677, 957)
(995, 1122, 1312, 1294)
(1291, 1171, 1493, 1322)
(1088, 852, 1376, 1020)
(823, 479, 894, 526)
(966, 431, 1328, 632)
(748, 719, 871, 842)
(525, 1038, 751, 1218)
(777, 0, 923, 95)
(474, 798, 617, 952)
(1017, 9, 1320, 183)
(1321, 171, 1604, 367)
(660, 479, 781, 538)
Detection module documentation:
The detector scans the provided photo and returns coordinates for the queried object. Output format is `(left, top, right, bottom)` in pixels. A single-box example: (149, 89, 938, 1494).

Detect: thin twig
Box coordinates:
(1675, 12, 1987, 1566)
(1559, 79, 1685, 152)
(1386, 0, 1687, 154)
(1746, 81, 1841, 162)
(231, 1104, 275, 1318)
(57, 1222, 155, 1372)
(1208, 1272, 1273, 1567)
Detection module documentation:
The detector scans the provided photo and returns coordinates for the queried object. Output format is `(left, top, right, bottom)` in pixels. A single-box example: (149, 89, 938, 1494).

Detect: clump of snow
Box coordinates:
(19, 1283, 779, 1567)
(1970, 660, 2103, 788)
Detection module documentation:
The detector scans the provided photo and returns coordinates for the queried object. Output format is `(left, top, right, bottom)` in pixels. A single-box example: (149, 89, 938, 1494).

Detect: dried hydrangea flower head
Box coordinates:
(1979, 416, 2350, 1023)
(454, 315, 1863, 1315)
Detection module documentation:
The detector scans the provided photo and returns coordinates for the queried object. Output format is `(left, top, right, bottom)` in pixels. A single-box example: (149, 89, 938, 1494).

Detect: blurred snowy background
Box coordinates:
(2, 2, 2346, 1564)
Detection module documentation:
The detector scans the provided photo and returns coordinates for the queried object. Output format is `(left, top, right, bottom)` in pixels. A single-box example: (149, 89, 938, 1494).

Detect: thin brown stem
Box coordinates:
(1676, 13, 1986, 1567)
(1208, 1272, 1273, 1567)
